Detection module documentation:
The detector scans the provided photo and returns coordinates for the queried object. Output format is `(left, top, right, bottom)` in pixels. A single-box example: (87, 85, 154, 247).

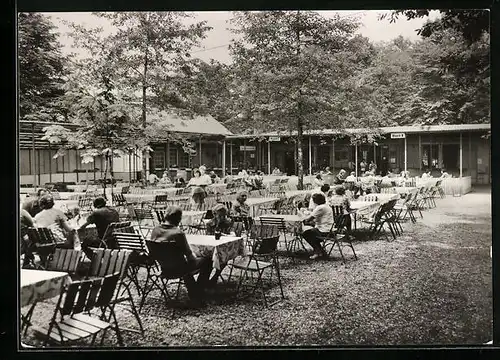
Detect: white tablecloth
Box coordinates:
(21, 270, 71, 307)
(187, 235, 246, 270)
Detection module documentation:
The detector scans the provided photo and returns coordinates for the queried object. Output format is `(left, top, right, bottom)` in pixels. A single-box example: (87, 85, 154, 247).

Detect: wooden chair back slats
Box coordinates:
(259, 217, 287, 232)
(89, 249, 132, 279)
(95, 274, 121, 307)
(101, 221, 132, 248)
(155, 210, 166, 223)
(59, 273, 120, 317)
(48, 249, 82, 273)
(114, 233, 148, 253)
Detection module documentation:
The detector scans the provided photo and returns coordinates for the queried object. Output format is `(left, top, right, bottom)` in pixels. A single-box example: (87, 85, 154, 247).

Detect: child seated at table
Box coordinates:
(206, 204, 234, 235)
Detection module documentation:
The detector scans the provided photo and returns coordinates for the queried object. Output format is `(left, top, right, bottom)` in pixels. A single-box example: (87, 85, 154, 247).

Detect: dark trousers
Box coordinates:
(182, 257, 213, 300)
(302, 228, 328, 254)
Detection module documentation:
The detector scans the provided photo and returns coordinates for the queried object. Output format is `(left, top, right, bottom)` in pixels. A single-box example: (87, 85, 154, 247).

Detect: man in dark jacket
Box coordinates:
(78, 197, 119, 254)
(150, 206, 212, 306)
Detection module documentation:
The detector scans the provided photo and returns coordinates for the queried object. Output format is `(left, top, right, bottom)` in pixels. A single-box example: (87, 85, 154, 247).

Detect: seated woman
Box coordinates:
(328, 186, 352, 231)
(188, 170, 202, 187)
(150, 205, 212, 305)
(33, 194, 80, 249)
(301, 193, 334, 260)
(271, 167, 281, 176)
(360, 171, 375, 194)
(190, 186, 207, 211)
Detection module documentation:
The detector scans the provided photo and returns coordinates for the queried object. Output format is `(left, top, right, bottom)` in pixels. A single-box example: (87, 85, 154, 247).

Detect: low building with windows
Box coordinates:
(19, 119, 490, 187)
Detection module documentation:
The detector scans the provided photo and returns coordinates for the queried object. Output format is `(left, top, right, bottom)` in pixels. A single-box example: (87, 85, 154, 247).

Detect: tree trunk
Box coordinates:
(297, 116, 304, 190)
(102, 155, 108, 200)
(141, 51, 149, 186)
(110, 151, 114, 201)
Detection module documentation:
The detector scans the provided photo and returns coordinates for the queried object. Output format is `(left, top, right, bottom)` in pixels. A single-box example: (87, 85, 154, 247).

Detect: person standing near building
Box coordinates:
(369, 160, 377, 174)
(380, 156, 389, 176)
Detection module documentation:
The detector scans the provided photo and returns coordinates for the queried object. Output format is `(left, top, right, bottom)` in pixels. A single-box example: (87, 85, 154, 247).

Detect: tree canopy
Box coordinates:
(18, 12, 68, 121)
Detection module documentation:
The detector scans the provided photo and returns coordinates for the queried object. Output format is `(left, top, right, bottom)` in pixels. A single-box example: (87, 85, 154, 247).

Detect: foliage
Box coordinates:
(227, 11, 375, 187)
(18, 12, 68, 121)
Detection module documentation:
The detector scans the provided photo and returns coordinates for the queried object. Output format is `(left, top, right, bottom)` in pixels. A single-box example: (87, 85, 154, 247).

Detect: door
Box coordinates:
(284, 151, 295, 175)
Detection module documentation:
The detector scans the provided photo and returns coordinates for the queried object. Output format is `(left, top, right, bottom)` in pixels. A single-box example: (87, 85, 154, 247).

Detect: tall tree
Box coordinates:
(86, 12, 212, 183)
(18, 12, 68, 121)
(228, 11, 367, 189)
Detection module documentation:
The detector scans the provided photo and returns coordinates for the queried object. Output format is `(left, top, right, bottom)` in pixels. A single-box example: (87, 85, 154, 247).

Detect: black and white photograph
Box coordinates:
(17, 7, 492, 348)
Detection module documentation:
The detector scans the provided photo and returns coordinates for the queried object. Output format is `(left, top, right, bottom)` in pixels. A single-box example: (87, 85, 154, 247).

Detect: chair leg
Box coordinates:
(274, 258, 285, 300)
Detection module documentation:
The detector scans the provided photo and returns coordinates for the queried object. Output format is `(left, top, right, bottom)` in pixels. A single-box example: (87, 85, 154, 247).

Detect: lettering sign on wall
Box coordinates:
(391, 133, 406, 139)
(269, 136, 281, 142)
(240, 146, 256, 151)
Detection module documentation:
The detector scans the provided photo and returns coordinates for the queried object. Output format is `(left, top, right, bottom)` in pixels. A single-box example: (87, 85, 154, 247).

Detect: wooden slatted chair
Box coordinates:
(32, 273, 121, 347)
(128, 207, 156, 239)
(152, 194, 169, 210)
(321, 206, 357, 263)
(26, 227, 58, 269)
(46, 249, 83, 274)
(113, 232, 156, 312)
(112, 193, 128, 207)
(360, 202, 395, 241)
(228, 224, 285, 307)
(258, 216, 290, 252)
(86, 249, 144, 344)
(99, 221, 134, 250)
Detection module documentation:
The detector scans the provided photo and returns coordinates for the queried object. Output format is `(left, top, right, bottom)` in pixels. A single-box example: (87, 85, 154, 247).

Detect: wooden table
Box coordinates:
(186, 234, 245, 270)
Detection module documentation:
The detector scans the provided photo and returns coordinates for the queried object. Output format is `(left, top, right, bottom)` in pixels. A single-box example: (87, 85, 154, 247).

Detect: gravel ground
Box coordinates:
(21, 188, 492, 347)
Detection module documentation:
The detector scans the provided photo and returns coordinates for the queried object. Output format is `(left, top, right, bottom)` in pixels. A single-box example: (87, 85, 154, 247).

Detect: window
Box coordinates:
(169, 148, 178, 167)
(335, 149, 348, 161)
(152, 151, 165, 169)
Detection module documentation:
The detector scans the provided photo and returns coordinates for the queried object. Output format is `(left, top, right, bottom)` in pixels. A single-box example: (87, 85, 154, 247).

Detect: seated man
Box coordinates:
(301, 193, 334, 260)
(150, 206, 212, 305)
(79, 197, 120, 253)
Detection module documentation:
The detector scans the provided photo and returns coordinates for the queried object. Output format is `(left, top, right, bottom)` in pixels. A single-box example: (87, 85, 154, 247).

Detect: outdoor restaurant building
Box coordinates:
(19, 119, 490, 187)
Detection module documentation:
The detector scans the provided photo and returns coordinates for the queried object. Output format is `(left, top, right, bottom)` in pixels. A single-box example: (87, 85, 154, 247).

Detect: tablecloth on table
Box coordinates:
(187, 235, 246, 270)
(21, 270, 71, 307)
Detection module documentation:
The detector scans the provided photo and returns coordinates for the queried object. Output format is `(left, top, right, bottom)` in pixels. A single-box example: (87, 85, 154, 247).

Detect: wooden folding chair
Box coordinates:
(113, 232, 157, 312)
(86, 249, 144, 343)
(46, 248, 83, 274)
(25, 227, 58, 269)
(258, 216, 290, 252)
(32, 273, 121, 347)
(228, 224, 285, 307)
(321, 206, 357, 263)
(152, 194, 169, 210)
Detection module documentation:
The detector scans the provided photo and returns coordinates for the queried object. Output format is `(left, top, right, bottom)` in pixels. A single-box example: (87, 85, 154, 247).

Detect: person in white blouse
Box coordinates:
(301, 193, 334, 260)
(198, 166, 212, 186)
